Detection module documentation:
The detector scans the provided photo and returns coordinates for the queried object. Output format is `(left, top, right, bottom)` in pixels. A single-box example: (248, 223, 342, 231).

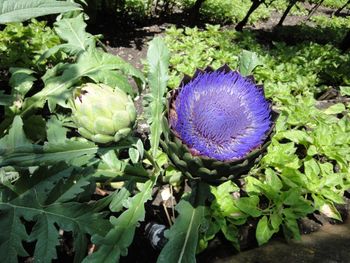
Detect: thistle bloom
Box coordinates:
(169, 69, 272, 162)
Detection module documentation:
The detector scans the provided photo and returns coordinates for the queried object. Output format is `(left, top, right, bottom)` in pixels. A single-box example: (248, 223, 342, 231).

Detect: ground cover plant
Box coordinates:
(1, 0, 350, 262)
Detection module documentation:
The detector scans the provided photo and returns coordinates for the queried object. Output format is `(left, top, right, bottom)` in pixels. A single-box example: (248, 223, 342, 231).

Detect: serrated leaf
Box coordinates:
(46, 116, 68, 143)
(157, 182, 210, 263)
(54, 14, 94, 52)
(238, 50, 262, 76)
(45, 169, 92, 204)
(12, 163, 73, 204)
(0, 115, 32, 153)
(0, 186, 110, 263)
(0, 117, 96, 167)
(28, 214, 60, 263)
(0, 0, 82, 24)
(84, 179, 155, 263)
(147, 37, 169, 157)
(109, 182, 134, 213)
(22, 47, 144, 113)
(0, 206, 30, 262)
(1, 139, 98, 167)
(39, 14, 95, 60)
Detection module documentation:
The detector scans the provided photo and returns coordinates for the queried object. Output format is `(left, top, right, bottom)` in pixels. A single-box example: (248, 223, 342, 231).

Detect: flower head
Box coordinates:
(72, 83, 136, 144)
(169, 69, 272, 161)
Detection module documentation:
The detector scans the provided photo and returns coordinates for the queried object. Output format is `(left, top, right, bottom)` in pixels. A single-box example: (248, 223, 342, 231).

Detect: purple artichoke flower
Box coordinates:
(169, 68, 272, 162)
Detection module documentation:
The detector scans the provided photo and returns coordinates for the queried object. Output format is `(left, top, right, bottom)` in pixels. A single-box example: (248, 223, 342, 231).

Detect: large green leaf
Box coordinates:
(157, 182, 210, 263)
(39, 14, 96, 60)
(46, 116, 68, 144)
(0, 205, 30, 262)
(21, 47, 145, 114)
(0, 115, 32, 151)
(45, 169, 92, 204)
(0, 164, 110, 263)
(0, 116, 97, 167)
(27, 214, 60, 263)
(0, 0, 82, 24)
(147, 37, 169, 157)
(93, 149, 149, 182)
(0, 198, 110, 263)
(84, 179, 155, 263)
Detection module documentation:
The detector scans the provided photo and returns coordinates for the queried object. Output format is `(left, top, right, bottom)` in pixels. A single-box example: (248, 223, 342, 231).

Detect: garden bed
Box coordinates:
(1, 1, 350, 263)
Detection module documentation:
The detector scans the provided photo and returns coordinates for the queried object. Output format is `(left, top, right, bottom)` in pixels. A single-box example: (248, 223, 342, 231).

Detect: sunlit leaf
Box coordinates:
(0, 0, 82, 24)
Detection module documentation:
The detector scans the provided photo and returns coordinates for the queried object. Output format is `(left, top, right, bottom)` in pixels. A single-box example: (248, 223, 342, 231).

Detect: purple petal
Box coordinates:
(170, 70, 272, 161)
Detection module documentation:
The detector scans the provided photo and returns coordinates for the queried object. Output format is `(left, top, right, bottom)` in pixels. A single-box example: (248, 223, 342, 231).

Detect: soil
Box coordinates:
(13, 3, 349, 263)
(85, 3, 350, 263)
(91, 3, 349, 71)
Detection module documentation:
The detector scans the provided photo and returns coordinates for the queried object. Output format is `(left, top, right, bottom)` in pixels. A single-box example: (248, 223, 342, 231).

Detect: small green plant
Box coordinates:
(0, 20, 62, 70)
(1, 1, 350, 262)
(164, 23, 350, 249)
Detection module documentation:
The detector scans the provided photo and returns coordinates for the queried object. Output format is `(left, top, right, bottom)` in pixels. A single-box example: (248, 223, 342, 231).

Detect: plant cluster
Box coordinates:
(1, 0, 350, 262)
(0, 20, 62, 71)
(165, 23, 350, 247)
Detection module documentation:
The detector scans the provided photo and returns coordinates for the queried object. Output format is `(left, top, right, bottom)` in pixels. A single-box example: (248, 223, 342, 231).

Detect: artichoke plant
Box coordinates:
(161, 65, 278, 182)
(72, 83, 136, 144)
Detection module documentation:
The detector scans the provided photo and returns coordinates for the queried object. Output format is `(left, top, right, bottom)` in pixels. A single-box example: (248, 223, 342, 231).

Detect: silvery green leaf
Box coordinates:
(0, 0, 82, 24)
(147, 37, 169, 157)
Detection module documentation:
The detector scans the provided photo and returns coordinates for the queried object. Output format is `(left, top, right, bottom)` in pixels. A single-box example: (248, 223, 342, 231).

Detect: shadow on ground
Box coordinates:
(206, 221, 350, 263)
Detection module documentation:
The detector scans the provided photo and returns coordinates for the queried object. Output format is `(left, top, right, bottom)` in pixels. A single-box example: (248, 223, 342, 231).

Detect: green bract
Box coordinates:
(72, 83, 136, 144)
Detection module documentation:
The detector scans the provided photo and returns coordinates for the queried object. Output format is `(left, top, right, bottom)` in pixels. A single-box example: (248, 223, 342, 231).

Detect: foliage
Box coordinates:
(0, 0, 81, 24)
(147, 37, 169, 157)
(165, 23, 350, 248)
(157, 182, 210, 263)
(1, 1, 350, 262)
(0, 7, 153, 263)
(310, 14, 350, 42)
(0, 19, 62, 70)
(323, 0, 347, 8)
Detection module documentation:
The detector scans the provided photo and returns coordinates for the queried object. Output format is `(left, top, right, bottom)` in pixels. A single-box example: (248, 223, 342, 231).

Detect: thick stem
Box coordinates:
(235, 0, 264, 31)
(189, 0, 206, 24)
(277, 0, 298, 26)
(306, 0, 325, 21)
(332, 0, 350, 17)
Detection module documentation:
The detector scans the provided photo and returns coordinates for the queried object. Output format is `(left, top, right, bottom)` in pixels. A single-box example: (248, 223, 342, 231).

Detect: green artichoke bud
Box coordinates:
(72, 83, 136, 144)
(161, 65, 278, 183)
